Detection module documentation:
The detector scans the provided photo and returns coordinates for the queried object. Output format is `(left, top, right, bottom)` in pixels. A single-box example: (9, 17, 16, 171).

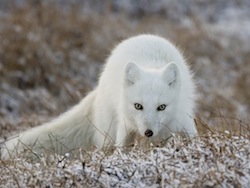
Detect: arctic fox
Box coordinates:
(1, 34, 197, 159)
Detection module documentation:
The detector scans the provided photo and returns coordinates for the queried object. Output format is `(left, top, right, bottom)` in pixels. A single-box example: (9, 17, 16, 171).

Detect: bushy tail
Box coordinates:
(1, 90, 97, 160)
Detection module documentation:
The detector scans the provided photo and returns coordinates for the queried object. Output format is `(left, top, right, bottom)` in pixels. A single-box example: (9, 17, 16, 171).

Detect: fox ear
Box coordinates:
(125, 62, 141, 86)
(161, 62, 180, 87)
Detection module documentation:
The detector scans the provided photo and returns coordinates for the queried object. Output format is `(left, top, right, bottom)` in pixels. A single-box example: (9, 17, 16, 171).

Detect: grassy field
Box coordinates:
(0, 1, 249, 187)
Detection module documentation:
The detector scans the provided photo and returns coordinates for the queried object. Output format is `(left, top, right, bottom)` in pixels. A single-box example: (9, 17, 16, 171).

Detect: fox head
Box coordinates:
(122, 62, 181, 139)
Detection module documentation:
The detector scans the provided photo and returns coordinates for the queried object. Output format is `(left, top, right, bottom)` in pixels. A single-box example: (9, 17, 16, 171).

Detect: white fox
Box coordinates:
(1, 34, 197, 159)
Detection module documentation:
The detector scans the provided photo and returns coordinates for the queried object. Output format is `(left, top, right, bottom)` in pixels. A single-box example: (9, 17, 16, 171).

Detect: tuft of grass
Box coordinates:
(1, 133, 249, 187)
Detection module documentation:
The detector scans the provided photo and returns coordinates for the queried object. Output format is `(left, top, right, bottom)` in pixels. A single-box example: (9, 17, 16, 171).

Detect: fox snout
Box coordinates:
(144, 129, 153, 137)
(140, 121, 159, 138)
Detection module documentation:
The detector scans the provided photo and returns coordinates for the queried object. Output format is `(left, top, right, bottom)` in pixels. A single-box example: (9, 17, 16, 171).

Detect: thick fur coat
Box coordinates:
(1, 34, 197, 159)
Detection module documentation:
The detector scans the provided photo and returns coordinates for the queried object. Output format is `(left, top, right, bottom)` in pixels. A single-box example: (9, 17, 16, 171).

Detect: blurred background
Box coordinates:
(0, 0, 249, 138)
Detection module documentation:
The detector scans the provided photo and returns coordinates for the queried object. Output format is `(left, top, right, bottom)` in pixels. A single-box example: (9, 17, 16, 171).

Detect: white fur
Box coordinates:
(1, 34, 197, 159)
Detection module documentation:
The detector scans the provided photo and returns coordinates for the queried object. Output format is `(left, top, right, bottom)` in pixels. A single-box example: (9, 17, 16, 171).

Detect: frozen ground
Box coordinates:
(0, 1, 250, 187)
(1, 133, 249, 187)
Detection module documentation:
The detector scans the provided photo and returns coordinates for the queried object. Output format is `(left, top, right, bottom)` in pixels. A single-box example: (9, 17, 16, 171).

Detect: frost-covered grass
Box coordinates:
(0, 1, 250, 187)
(1, 133, 249, 187)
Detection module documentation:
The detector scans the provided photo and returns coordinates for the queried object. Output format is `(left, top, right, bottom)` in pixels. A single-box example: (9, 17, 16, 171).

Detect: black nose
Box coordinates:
(145, 129, 153, 137)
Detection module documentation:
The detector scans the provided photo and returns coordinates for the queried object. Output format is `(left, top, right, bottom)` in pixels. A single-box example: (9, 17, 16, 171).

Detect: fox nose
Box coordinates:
(145, 129, 153, 137)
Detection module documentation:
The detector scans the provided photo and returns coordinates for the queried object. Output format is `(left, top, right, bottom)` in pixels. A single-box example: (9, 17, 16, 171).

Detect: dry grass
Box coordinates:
(0, 1, 250, 187)
(0, 133, 249, 187)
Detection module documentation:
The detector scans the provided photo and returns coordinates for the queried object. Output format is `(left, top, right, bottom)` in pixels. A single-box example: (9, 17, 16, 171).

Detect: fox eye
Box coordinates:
(134, 103, 143, 110)
(157, 104, 166, 111)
